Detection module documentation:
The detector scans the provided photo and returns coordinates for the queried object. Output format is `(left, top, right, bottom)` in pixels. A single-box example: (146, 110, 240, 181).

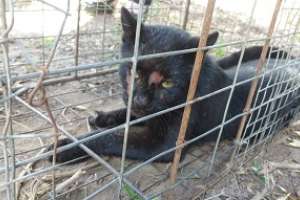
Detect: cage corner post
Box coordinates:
(170, 0, 216, 183)
(1, 0, 16, 199)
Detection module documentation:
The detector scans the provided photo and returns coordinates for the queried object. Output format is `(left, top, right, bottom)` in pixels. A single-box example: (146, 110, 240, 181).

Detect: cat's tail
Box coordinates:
(217, 46, 293, 69)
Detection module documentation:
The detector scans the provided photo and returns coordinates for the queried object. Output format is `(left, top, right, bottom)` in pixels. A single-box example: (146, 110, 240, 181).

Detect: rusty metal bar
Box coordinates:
(170, 0, 216, 183)
(231, 0, 283, 161)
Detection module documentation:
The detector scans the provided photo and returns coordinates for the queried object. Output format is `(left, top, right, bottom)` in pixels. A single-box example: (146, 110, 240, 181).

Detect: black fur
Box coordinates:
(218, 46, 291, 69)
(48, 8, 299, 163)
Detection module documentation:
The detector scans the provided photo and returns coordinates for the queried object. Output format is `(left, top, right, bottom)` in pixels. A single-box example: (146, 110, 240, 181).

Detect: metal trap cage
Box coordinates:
(1, 0, 300, 199)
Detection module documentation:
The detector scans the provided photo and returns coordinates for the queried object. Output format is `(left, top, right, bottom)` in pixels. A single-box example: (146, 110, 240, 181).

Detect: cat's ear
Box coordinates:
(121, 7, 143, 41)
(185, 31, 219, 50)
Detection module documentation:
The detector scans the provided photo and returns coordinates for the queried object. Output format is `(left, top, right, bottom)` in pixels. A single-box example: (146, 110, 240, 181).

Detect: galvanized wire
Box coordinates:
(0, 0, 300, 199)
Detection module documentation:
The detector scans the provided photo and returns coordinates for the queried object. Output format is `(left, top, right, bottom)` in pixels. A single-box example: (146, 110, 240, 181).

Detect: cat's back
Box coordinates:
(224, 58, 300, 83)
(225, 58, 300, 135)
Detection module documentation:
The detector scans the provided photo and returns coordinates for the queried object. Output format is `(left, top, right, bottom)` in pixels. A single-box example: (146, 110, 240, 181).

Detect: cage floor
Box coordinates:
(1, 1, 300, 199)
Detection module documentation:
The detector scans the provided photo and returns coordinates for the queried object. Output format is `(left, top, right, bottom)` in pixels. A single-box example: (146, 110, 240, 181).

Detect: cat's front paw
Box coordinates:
(88, 111, 115, 130)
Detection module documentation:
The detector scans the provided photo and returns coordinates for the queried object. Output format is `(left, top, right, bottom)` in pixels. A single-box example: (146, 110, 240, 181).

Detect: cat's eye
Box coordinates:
(162, 80, 174, 88)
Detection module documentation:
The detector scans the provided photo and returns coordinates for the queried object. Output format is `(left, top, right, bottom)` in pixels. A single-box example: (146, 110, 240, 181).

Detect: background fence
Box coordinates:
(1, 0, 300, 199)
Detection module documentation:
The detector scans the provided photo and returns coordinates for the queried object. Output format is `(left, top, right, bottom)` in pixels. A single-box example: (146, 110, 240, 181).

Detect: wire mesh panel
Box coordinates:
(1, 0, 300, 199)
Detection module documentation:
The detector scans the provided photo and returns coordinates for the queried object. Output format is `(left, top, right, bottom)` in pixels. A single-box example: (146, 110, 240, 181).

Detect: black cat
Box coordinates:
(49, 7, 299, 163)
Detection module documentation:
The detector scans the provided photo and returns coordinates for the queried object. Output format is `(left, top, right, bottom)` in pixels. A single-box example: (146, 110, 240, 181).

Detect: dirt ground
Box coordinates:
(193, 127, 300, 200)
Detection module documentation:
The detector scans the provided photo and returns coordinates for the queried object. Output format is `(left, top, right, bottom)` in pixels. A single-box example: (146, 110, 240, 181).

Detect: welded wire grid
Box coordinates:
(1, 0, 300, 199)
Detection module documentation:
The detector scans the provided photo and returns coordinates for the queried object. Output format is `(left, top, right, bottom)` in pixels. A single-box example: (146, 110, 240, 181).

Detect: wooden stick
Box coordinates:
(30, 162, 98, 198)
(251, 187, 268, 200)
(269, 161, 300, 171)
(55, 169, 85, 193)
(16, 148, 46, 199)
(232, 0, 283, 155)
(170, 0, 216, 183)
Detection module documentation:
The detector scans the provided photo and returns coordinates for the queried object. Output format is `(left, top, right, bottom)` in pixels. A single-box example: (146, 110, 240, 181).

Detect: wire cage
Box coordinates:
(0, 0, 300, 199)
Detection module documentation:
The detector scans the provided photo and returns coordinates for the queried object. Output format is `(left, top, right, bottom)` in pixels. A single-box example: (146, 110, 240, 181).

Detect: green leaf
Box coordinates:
(123, 184, 143, 200)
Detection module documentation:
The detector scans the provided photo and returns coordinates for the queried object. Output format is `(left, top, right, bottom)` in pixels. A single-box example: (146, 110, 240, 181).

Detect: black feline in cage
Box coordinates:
(49, 7, 299, 163)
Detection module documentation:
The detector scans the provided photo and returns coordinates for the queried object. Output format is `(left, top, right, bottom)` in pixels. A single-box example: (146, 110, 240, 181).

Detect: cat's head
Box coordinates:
(119, 7, 219, 116)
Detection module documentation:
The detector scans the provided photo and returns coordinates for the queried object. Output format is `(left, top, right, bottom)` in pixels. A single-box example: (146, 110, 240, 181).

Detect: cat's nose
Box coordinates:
(133, 95, 149, 108)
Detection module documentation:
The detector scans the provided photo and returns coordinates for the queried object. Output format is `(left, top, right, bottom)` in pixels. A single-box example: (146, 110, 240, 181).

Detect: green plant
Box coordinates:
(251, 160, 267, 183)
(44, 36, 55, 48)
(210, 37, 226, 58)
(212, 47, 226, 58)
(123, 184, 143, 200)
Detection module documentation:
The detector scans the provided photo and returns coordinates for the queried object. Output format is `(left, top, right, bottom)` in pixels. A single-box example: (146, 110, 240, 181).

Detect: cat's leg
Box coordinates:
(88, 108, 136, 129)
(49, 126, 177, 163)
